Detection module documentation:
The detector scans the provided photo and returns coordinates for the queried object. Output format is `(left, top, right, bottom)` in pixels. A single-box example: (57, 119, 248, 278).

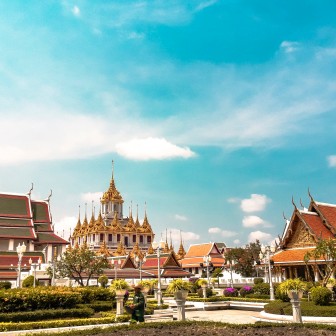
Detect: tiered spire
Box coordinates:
(176, 231, 186, 260)
(73, 206, 82, 237)
(163, 229, 170, 253)
(101, 161, 123, 204)
(114, 241, 126, 256)
(98, 241, 111, 256)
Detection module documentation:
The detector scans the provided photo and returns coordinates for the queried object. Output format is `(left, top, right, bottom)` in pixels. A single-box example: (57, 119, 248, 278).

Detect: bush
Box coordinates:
(0, 282, 11, 290)
(98, 275, 108, 288)
(254, 278, 264, 284)
(239, 286, 253, 297)
(275, 285, 290, 302)
(22, 276, 38, 288)
(253, 282, 270, 295)
(311, 286, 332, 306)
(197, 287, 213, 298)
(223, 287, 238, 297)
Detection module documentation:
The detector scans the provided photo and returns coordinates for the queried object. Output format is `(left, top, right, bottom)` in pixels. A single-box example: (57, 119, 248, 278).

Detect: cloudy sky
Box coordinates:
(1, 0, 336, 250)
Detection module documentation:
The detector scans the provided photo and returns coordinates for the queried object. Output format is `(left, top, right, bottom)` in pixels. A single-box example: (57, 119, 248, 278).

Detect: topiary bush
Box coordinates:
(0, 282, 11, 290)
(253, 282, 270, 295)
(239, 285, 253, 297)
(311, 286, 332, 306)
(254, 277, 264, 285)
(223, 287, 238, 297)
(22, 276, 38, 288)
(197, 287, 213, 298)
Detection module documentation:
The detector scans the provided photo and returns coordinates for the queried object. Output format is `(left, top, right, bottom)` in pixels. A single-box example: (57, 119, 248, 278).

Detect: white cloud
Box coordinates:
(72, 6, 80, 17)
(221, 230, 238, 238)
(115, 137, 196, 160)
(233, 239, 240, 245)
(208, 227, 221, 233)
(280, 41, 300, 53)
(81, 192, 103, 206)
(248, 231, 273, 243)
(327, 155, 336, 167)
(227, 197, 240, 204)
(195, 0, 218, 12)
(53, 216, 77, 240)
(168, 228, 200, 248)
(242, 215, 265, 228)
(127, 32, 145, 40)
(240, 194, 271, 212)
(175, 214, 188, 221)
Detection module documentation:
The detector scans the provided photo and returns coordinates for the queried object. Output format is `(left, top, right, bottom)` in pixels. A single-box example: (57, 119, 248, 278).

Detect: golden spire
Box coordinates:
(80, 203, 89, 235)
(101, 161, 124, 204)
(134, 204, 140, 228)
(98, 241, 111, 256)
(111, 211, 122, 230)
(176, 230, 186, 260)
(163, 228, 169, 253)
(142, 202, 153, 232)
(147, 244, 155, 255)
(114, 241, 126, 256)
(169, 230, 174, 252)
(126, 203, 135, 229)
(88, 201, 96, 232)
(73, 205, 82, 237)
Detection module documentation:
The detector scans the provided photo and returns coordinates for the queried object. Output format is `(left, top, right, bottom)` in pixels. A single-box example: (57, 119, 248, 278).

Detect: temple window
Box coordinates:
(117, 234, 120, 242)
(147, 236, 151, 243)
(100, 233, 104, 242)
(132, 235, 136, 243)
(108, 234, 112, 241)
(93, 234, 95, 242)
(140, 235, 143, 243)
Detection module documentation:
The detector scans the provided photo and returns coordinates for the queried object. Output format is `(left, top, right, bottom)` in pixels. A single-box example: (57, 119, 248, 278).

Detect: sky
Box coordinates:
(1, 0, 336, 251)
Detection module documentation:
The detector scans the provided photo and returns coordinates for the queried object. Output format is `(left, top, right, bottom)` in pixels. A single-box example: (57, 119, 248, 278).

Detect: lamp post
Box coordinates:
(226, 259, 235, 288)
(114, 259, 122, 280)
(203, 255, 212, 287)
(135, 255, 146, 282)
(152, 239, 165, 306)
(16, 242, 27, 288)
(29, 257, 41, 288)
(259, 244, 276, 301)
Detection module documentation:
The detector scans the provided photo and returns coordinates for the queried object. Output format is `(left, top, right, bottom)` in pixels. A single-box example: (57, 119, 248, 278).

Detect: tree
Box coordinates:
(48, 245, 110, 287)
(224, 240, 261, 277)
(304, 238, 336, 287)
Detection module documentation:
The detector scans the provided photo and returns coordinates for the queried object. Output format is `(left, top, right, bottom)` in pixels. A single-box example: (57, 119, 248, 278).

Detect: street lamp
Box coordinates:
(16, 242, 27, 288)
(114, 259, 122, 280)
(29, 257, 41, 288)
(226, 259, 235, 288)
(259, 244, 276, 301)
(202, 255, 212, 287)
(152, 239, 165, 306)
(135, 255, 146, 282)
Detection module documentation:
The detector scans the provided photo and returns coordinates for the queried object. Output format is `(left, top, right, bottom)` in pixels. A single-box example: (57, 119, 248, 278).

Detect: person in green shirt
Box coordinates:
(130, 284, 145, 322)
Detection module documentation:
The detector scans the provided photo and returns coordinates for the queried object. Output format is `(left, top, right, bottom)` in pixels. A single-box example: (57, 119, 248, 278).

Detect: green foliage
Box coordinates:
(0, 281, 11, 290)
(254, 277, 264, 284)
(110, 279, 130, 291)
(196, 278, 208, 286)
(239, 286, 253, 297)
(77, 301, 114, 312)
(22, 275, 38, 288)
(75, 287, 113, 303)
(0, 307, 94, 322)
(47, 245, 110, 287)
(275, 286, 290, 302)
(253, 282, 270, 295)
(166, 279, 192, 293)
(311, 286, 332, 306)
(97, 275, 108, 288)
(278, 279, 307, 295)
(197, 287, 213, 298)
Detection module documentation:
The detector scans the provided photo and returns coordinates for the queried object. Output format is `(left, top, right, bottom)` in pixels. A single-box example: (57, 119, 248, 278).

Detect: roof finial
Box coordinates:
(308, 187, 314, 202)
(46, 189, 52, 202)
(78, 205, 81, 220)
(291, 196, 297, 210)
(130, 201, 133, 216)
(27, 183, 34, 197)
(165, 228, 168, 243)
(112, 159, 114, 180)
(85, 203, 88, 219)
(91, 200, 94, 215)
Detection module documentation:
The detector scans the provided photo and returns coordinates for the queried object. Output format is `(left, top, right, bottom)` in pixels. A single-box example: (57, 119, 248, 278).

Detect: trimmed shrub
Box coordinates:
(22, 275, 38, 288)
(253, 282, 270, 295)
(98, 275, 108, 288)
(275, 285, 289, 302)
(223, 287, 238, 297)
(0, 282, 11, 290)
(254, 277, 264, 285)
(197, 287, 213, 298)
(239, 285, 253, 297)
(311, 286, 332, 306)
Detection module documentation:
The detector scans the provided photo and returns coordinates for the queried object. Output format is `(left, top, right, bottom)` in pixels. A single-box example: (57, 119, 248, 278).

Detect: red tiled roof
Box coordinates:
(162, 269, 191, 277)
(184, 243, 213, 258)
(272, 248, 315, 264)
(301, 213, 334, 239)
(316, 203, 336, 230)
(142, 257, 168, 269)
(0, 253, 45, 267)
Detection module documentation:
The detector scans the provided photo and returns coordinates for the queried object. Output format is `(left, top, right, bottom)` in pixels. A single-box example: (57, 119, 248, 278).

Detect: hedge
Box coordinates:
(77, 301, 114, 312)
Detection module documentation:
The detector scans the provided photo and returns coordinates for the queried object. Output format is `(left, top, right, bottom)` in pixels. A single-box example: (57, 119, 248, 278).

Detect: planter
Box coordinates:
(174, 290, 189, 301)
(287, 290, 303, 300)
(142, 286, 150, 294)
(115, 289, 127, 296)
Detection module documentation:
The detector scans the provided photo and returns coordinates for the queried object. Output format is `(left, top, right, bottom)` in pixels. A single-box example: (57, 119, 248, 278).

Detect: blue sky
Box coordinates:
(1, 0, 336, 250)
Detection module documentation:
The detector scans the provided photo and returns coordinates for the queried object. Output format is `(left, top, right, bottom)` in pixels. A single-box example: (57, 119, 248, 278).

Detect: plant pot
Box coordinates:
(115, 289, 127, 296)
(142, 286, 150, 294)
(287, 290, 303, 300)
(174, 290, 188, 300)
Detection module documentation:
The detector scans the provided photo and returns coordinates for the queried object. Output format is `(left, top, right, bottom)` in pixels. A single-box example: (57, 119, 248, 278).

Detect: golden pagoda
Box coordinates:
(70, 162, 155, 256)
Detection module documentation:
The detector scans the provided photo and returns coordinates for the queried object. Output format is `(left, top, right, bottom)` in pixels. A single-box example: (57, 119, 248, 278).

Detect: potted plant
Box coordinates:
(138, 280, 151, 293)
(197, 278, 208, 288)
(278, 278, 307, 300)
(326, 278, 336, 292)
(166, 279, 192, 300)
(110, 279, 130, 296)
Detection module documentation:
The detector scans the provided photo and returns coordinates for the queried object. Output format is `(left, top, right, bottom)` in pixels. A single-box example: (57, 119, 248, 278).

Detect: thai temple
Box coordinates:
(70, 166, 158, 259)
(0, 187, 68, 285)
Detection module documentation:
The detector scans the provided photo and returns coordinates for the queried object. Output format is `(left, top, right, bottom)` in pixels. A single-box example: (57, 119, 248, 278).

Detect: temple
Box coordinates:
(0, 188, 68, 285)
(272, 192, 336, 282)
(70, 166, 155, 258)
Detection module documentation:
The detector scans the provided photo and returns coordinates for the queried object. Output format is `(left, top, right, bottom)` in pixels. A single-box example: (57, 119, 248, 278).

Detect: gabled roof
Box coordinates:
(35, 232, 69, 244)
(313, 202, 336, 232)
(0, 193, 32, 218)
(142, 252, 181, 269)
(272, 248, 316, 264)
(0, 227, 36, 239)
(184, 242, 221, 258)
(0, 251, 46, 267)
(300, 212, 334, 239)
(180, 256, 225, 268)
(31, 201, 51, 223)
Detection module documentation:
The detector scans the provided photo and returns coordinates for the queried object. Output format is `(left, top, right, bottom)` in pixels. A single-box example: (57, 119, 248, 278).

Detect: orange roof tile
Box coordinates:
(316, 203, 336, 230)
(181, 256, 224, 268)
(301, 213, 334, 239)
(184, 243, 213, 257)
(272, 248, 315, 263)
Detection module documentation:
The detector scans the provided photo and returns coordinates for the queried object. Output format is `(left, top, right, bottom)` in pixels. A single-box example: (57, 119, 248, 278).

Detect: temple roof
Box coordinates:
(272, 248, 316, 264)
(101, 178, 123, 204)
(0, 193, 32, 218)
